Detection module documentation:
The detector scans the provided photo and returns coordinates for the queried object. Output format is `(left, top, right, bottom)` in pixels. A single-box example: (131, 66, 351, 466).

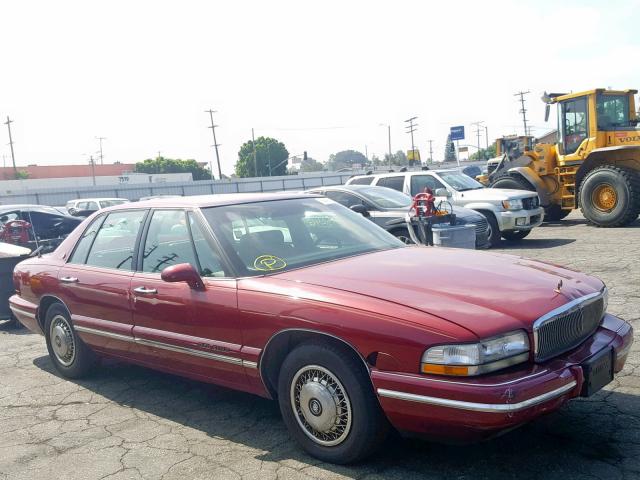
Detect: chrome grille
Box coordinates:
(534, 294, 605, 362)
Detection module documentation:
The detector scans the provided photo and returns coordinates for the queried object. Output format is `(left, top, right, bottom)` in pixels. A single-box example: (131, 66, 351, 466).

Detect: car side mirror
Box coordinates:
(435, 188, 452, 197)
(161, 263, 205, 291)
(350, 204, 370, 217)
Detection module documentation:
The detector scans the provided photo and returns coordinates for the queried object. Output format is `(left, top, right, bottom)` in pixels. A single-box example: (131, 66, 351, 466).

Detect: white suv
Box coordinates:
(346, 169, 544, 247)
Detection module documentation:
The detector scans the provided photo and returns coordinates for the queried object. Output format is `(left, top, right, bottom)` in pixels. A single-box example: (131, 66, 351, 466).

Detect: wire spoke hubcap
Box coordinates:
(290, 365, 352, 446)
(592, 183, 617, 211)
(50, 315, 75, 366)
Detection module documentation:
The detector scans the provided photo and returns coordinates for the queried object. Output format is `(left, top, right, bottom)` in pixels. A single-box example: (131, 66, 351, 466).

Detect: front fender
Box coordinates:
(507, 167, 551, 206)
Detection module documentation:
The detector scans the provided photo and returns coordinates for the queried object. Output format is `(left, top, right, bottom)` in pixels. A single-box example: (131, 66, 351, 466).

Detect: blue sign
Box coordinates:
(450, 125, 465, 141)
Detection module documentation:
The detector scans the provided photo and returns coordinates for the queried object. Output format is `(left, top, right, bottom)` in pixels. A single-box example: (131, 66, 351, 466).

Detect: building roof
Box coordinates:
(0, 163, 136, 180)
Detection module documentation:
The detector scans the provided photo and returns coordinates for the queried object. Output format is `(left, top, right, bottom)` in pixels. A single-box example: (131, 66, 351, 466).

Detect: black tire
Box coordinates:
(544, 204, 571, 221)
(490, 174, 534, 192)
(277, 342, 388, 464)
(390, 227, 414, 244)
(579, 165, 640, 227)
(478, 212, 501, 247)
(501, 229, 531, 241)
(44, 303, 95, 378)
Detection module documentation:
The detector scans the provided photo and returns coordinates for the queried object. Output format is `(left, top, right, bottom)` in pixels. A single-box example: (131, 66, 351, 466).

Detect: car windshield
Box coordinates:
(356, 187, 411, 208)
(201, 197, 404, 276)
(438, 172, 485, 191)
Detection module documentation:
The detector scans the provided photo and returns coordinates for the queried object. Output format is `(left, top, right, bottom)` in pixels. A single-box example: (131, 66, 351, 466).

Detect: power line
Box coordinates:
(472, 121, 484, 158)
(4, 116, 18, 178)
(205, 109, 222, 180)
(514, 91, 531, 136)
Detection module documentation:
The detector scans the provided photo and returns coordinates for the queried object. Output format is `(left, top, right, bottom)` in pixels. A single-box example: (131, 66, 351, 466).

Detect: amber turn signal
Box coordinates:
(421, 363, 470, 376)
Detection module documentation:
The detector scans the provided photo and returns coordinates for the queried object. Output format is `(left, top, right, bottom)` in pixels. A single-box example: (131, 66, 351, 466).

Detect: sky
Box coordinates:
(1, 0, 639, 176)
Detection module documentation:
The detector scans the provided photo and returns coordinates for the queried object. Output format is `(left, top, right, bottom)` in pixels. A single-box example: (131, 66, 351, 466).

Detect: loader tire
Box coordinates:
(490, 174, 534, 192)
(579, 165, 640, 227)
(544, 204, 571, 221)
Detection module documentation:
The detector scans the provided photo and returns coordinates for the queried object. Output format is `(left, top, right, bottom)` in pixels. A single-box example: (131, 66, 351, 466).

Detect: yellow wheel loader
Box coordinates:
(486, 89, 640, 226)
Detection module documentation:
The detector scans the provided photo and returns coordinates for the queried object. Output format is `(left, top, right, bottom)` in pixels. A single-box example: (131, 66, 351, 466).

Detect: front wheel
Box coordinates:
(45, 304, 96, 378)
(544, 204, 571, 221)
(278, 342, 388, 464)
(501, 230, 531, 241)
(479, 212, 501, 247)
(579, 165, 640, 227)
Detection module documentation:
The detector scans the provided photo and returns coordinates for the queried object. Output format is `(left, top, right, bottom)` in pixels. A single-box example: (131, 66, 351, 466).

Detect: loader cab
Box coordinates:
(548, 89, 639, 159)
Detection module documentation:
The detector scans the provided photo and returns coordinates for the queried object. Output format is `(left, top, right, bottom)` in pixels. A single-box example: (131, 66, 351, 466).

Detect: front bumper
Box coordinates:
(372, 313, 632, 441)
(497, 207, 544, 232)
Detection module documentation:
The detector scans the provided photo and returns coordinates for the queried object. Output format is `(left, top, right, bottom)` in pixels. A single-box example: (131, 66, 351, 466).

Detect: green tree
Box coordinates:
(15, 170, 29, 179)
(383, 150, 409, 167)
(135, 157, 210, 180)
(326, 150, 368, 171)
(235, 136, 289, 178)
(444, 134, 456, 162)
(469, 142, 497, 161)
(299, 156, 325, 172)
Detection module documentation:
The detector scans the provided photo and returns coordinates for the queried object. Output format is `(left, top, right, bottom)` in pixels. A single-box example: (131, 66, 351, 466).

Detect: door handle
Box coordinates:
(60, 276, 79, 283)
(133, 286, 158, 295)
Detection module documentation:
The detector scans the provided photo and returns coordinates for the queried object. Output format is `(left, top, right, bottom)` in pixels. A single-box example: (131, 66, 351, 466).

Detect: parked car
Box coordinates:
(1, 242, 31, 328)
(10, 193, 632, 464)
(66, 198, 130, 217)
(306, 185, 490, 248)
(346, 169, 544, 247)
(461, 165, 482, 179)
(0, 205, 82, 253)
(138, 195, 183, 201)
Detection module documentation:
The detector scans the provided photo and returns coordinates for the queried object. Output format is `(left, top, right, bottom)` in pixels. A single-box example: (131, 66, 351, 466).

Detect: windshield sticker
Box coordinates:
(254, 255, 287, 271)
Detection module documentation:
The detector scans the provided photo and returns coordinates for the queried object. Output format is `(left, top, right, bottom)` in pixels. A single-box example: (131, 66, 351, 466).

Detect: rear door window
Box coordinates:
(410, 175, 445, 196)
(85, 210, 147, 270)
(324, 191, 363, 208)
(376, 176, 405, 192)
(69, 215, 107, 264)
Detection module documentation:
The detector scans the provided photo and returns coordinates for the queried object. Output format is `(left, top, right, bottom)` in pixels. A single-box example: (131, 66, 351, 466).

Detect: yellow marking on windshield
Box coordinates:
(254, 255, 287, 271)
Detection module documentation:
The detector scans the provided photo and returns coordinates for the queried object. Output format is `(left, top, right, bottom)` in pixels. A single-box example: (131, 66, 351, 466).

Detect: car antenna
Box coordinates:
(25, 210, 42, 257)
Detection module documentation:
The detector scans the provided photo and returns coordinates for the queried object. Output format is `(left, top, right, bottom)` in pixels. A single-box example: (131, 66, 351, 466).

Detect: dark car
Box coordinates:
(0, 205, 82, 253)
(306, 185, 490, 248)
(10, 193, 632, 463)
(461, 165, 482, 179)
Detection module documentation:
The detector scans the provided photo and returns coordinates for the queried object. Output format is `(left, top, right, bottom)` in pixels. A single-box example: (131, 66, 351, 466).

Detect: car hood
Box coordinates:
(275, 247, 603, 339)
(454, 188, 537, 201)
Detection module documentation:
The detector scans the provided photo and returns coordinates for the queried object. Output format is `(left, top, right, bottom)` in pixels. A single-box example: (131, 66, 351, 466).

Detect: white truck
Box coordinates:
(346, 169, 544, 247)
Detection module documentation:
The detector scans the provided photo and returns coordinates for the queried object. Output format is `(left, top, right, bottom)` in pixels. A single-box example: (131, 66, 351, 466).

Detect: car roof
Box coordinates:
(0, 204, 60, 213)
(350, 169, 458, 180)
(69, 198, 127, 202)
(107, 192, 319, 210)
(309, 185, 372, 192)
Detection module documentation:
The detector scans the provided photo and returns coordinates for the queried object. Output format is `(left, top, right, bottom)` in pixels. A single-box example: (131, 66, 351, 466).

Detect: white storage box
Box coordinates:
(431, 224, 476, 249)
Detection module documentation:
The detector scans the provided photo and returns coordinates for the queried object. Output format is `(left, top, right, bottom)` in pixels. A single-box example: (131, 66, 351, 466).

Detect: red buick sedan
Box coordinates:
(10, 193, 633, 464)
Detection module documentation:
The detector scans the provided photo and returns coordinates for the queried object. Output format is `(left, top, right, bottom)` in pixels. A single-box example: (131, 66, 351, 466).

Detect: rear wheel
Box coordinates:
(579, 165, 640, 227)
(544, 204, 571, 221)
(391, 227, 414, 244)
(277, 342, 388, 464)
(44, 304, 95, 378)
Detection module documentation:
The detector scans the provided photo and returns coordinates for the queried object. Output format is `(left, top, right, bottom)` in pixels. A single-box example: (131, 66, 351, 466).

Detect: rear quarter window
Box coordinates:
(349, 176, 374, 185)
(376, 176, 405, 192)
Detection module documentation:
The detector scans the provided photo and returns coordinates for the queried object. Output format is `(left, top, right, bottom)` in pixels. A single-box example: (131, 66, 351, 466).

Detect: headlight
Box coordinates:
(501, 199, 524, 210)
(421, 331, 530, 376)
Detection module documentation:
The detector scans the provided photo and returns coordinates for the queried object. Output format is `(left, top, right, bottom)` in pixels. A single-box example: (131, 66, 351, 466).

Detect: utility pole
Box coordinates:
(514, 91, 531, 136)
(485, 126, 489, 150)
(387, 125, 392, 167)
(4, 116, 18, 179)
(365, 145, 368, 161)
(404, 116, 418, 165)
(89, 155, 96, 186)
(251, 128, 258, 177)
(96, 137, 106, 165)
(472, 121, 484, 159)
(205, 109, 222, 180)
(428, 139, 434, 163)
